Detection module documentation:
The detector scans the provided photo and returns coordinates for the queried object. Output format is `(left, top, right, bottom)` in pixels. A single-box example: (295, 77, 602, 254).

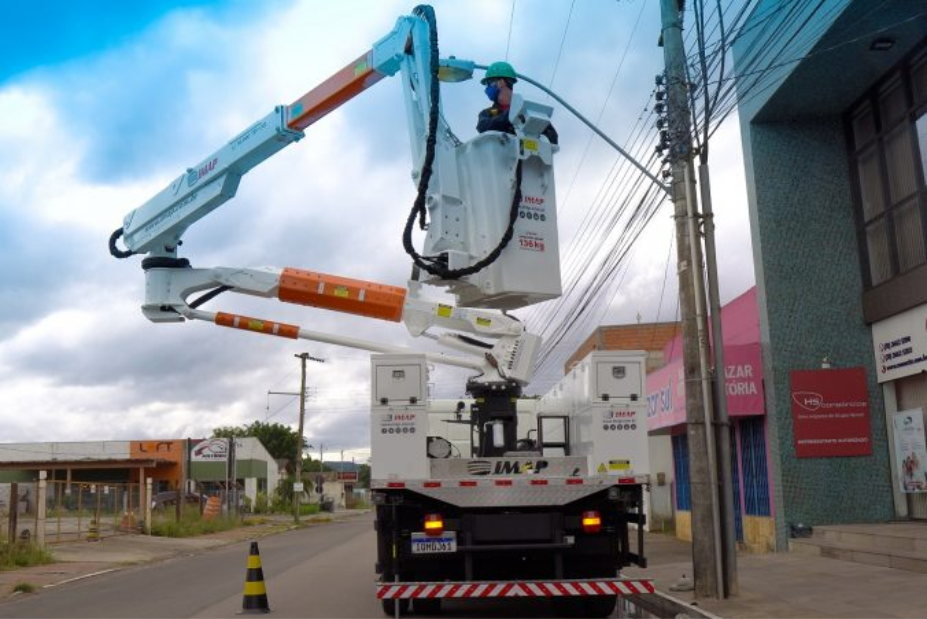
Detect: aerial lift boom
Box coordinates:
(110, 5, 559, 385)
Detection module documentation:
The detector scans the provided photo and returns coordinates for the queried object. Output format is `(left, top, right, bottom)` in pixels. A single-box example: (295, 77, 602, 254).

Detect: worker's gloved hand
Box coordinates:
(484, 83, 499, 101)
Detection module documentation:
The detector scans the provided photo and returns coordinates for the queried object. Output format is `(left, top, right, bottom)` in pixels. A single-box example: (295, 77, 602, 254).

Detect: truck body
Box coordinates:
(110, 5, 653, 615)
(370, 351, 652, 617)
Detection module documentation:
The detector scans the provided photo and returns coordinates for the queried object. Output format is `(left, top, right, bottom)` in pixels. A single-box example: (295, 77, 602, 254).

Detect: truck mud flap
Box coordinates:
(377, 578, 654, 599)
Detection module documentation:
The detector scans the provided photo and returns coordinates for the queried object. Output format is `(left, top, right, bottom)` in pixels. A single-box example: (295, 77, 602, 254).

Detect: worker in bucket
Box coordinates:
(477, 61, 559, 144)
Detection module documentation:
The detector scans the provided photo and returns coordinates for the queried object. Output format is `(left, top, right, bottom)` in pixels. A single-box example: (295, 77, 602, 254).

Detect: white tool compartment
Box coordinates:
(371, 355, 429, 480)
(539, 351, 649, 477)
(371, 354, 428, 405)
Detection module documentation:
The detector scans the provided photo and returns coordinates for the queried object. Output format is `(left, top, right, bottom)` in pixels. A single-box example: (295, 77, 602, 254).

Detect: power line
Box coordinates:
(547, 0, 576, 91)
(505, 0, 517, 61)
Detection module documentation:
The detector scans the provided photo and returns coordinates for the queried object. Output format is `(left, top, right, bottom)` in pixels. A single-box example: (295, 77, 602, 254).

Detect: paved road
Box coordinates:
(0, 513, 562, 618)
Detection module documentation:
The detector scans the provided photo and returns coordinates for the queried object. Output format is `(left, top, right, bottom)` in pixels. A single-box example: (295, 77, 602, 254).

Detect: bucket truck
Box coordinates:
(110, 5, 651, 616)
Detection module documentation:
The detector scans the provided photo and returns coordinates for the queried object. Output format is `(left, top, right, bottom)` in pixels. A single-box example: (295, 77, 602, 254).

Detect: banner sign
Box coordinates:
(191, 437, 229, 462)
(789, 368, 872, 457)
(892, 409, 927, 493)
(647, 343, 764, 432)
(872, 304, 927, 383)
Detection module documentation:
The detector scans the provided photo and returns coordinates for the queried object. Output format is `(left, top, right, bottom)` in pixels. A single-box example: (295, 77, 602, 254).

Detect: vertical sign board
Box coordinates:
(789, 368, 872, 457)
(892, 409, 927, 493)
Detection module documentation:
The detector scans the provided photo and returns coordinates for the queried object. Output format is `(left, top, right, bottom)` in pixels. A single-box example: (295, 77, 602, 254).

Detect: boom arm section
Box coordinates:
(144, 264, 539, 384)
(110, 11, 474, 261)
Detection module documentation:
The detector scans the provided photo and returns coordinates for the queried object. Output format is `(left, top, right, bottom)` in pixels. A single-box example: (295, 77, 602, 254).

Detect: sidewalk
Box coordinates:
(0, 510, 368, 599)
(623, 531, 927, 619)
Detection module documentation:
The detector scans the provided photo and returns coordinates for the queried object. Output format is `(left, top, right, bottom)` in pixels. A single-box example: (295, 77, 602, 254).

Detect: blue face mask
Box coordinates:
(484, 83, 500, 102)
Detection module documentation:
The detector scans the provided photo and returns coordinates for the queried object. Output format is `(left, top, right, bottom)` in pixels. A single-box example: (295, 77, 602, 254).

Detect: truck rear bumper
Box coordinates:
(376, 579, 654, 599)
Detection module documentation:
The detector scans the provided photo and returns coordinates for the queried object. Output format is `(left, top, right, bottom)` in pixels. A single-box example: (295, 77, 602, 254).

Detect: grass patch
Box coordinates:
(0, 542, 55, 571)
(299, 504, 320, 516)
(149, 512, 241, 538)
(12, 582, 37, 594)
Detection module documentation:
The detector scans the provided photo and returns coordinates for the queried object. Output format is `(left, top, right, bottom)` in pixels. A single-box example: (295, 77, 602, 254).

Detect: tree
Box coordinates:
(358, 464, 371, 488)
(213, 421, 303, 469)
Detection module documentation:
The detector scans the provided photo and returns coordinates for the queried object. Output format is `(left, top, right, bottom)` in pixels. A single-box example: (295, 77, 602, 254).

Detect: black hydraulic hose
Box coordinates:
(108, 227, 135, 259)
(189, 286, 233, 309)
(402, 5, 523, 281)
(455, 334, 495, 350)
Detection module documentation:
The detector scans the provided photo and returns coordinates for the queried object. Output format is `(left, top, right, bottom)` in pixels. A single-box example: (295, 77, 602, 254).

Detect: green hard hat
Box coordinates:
(482, 61, 518, 84)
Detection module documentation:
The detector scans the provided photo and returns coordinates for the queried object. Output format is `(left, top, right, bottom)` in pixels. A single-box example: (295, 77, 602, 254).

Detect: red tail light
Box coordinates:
(424, 513, 444, 537)
(582, 510, 602, 533)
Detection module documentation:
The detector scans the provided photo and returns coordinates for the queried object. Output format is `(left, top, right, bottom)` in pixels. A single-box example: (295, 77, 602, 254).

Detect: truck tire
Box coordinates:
(381, 598, 410, 616)
(413, 598, 441, 615)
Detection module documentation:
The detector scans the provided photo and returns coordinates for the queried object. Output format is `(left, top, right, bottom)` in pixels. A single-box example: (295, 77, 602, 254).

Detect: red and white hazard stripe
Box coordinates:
(376, 579, 654, 599)
(371, 475, 648, 490)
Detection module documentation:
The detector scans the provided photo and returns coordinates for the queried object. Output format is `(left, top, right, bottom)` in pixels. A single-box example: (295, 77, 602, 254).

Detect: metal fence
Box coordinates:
(2, 481, 144, 545)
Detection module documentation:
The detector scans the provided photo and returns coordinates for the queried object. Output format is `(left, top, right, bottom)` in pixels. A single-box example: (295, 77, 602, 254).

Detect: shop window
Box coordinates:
(866, 219, 892, 285)
(672, 433, 691, 511)
(895, 197, 926, 271)
(879, 79, 907, 129)
(852, 105, 876, 149)
(849, 45, 927, 287)
(884, 125, 917, 203)
(857, 147, 884, 220)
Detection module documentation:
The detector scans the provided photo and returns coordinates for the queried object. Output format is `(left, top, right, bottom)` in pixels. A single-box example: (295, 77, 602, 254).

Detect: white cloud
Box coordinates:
(0, 1, 755, 453)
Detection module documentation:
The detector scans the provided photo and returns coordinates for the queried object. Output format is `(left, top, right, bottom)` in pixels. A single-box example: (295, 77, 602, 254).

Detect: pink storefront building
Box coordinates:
(646, 287, 776, 552)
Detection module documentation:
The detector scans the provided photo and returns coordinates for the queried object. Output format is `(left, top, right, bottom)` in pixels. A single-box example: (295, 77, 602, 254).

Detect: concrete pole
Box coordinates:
(700, 162, 739, 595)
(8, 482, 18, 543)
(36, 471, 47, 548)
(660, 0, 722, 598)
(145, 478, 153, 535)
(294, 352, 309, 523)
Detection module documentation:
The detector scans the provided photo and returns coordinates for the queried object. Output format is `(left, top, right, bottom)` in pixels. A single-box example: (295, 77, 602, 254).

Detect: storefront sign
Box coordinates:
(646, 343, 764, 432)
(872, 304, 927, 383)
(892, 409, 927, 493)
(790, 368, 872, 457)
(191, 437, 229, 462)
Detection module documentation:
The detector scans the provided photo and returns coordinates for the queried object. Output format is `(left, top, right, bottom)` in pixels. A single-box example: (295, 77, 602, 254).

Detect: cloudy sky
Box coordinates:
(0, 0, 753, 464)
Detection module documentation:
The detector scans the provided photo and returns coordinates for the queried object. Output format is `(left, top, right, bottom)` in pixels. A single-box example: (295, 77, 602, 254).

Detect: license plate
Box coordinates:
(411, 531, 457, 554)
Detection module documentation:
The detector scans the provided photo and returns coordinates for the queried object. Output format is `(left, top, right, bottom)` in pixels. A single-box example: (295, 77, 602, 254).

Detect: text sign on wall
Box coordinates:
(191, 437, 229, 462)
(789, 368, 872, 457)
(872, 304, 927, 383)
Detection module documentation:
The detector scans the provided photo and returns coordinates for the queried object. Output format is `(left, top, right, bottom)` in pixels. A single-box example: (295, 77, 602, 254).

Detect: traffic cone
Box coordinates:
(240, 541, 271, 613)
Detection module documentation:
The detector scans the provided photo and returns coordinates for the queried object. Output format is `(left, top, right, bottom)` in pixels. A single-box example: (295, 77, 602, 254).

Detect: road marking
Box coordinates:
(43, 568, 119, 588)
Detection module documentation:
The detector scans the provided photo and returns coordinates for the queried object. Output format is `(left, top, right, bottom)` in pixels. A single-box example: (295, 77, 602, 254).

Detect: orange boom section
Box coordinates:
(277, 268, 407, 322)
(286, 52, 386, 132)
(215, 312, 300, 339)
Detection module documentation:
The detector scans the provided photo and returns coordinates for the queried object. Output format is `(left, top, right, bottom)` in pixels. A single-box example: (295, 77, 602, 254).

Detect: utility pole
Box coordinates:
(660, 0, 723, 599)
(292, 353, 325, 523)
(701, 161, 739, 596)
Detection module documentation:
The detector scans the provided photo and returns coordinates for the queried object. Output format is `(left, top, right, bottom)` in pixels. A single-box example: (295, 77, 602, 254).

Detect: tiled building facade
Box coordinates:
(734, 0, 927, 549)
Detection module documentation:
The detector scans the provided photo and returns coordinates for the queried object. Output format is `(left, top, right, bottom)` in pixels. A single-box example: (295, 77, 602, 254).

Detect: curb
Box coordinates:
(626, 590, 723, 619)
